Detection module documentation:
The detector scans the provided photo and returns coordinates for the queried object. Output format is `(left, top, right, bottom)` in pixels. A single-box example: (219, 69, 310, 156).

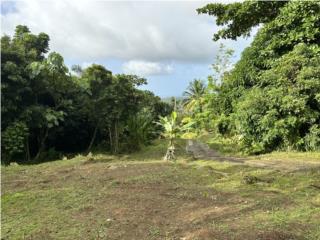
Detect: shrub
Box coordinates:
(2, 122, 29, 164)
(304, 125, 320, 151)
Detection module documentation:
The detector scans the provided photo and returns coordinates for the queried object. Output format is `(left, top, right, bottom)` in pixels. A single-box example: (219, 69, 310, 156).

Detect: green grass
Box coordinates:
(202, 135, 243, 156)
(251, 151, 320, 162)
(202, 134, 320, 161)
(2, 139, 320, 239)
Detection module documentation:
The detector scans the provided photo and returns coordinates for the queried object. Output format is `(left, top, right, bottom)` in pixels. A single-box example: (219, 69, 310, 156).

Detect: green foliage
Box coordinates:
(157, 111, 179, 147)
(195, 1, 320, 154)
(1, 25, 170, 163)
(2, 122, 29, 163)
(304, 125, 320, 151)
(156, 111, 194, 160)
(183, 79, 206, 113)
(197, 1, 287, 41)
(157, 111, 194, 146)
(45, 109, 65, 129)
(124, 110, 155, 151)
(210, 44, 234, 83)
(235, 44, 320, 153)
(215, 114, 233, 136)
(181, 44, 236, 138)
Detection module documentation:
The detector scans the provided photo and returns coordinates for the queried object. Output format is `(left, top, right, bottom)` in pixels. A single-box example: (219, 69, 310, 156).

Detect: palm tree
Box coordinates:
(183, 79, 206, 113)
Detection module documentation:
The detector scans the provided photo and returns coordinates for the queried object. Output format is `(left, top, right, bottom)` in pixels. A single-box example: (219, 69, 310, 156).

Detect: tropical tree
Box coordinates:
(28, 52, 69, 160)
(104, 74, 147, 154)
(183, 79, 206, 113)
(80, 64, 113, 152)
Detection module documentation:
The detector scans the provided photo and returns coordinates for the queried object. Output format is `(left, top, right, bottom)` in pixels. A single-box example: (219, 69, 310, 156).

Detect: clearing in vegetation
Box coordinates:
(2, 140, 320, 240)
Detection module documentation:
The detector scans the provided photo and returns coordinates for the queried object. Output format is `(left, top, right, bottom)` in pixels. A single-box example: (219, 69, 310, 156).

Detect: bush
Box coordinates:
(215, 114, 235, 136)
(304, 126, 320, 151)
(2, 122, 29, 164)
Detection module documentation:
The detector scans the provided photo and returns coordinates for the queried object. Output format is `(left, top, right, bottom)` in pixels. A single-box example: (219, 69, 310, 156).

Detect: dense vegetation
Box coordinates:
(178, 0, 320, 154)
(1, 26, 172, 164)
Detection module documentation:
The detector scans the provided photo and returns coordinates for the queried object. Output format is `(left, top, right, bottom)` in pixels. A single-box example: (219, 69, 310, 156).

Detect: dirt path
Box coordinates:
(186, 140, 246, 163)
(186, 139, 320, 171)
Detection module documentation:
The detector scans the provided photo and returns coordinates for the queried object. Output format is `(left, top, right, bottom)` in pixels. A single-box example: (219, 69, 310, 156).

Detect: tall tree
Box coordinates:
(105, 74, 146, 153)
(1, 25, 53, 161)
(80, 64, 113, 152)
(28, 52, 69, 160)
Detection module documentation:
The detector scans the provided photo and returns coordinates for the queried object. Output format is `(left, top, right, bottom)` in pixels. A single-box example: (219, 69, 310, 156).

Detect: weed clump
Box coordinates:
(243, 175, 259, 184)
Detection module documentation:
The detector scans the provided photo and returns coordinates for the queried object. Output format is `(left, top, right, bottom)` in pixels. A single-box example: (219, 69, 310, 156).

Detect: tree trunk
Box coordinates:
(199, 101, 203, 113)
(108, 126, 113, 153)
(34, 128, 49, 161)
(164, 138, 175, 161)
(87, 125, 98, 153)
(25, 136, 31, 161)
(169, 138, 174, 148)
(113, 120, 119, 154)
(164, 145, 175, 161)
(109, 120, 120, 154)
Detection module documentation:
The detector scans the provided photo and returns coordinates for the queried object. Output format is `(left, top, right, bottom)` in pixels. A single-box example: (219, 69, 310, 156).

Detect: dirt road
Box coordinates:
(186, 140, 320, 171)
(186, 140, 246, 163)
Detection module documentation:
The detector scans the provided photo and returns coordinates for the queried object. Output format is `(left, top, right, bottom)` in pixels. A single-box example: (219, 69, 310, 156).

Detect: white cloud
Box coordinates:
(1, 0, 224, 62)
(80, 62, 94, 69)
(123, 60, 173, 76)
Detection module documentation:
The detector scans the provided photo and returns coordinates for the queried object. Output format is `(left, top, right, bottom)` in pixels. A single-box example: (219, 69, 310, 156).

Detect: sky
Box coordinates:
(1, 0, 254, 97)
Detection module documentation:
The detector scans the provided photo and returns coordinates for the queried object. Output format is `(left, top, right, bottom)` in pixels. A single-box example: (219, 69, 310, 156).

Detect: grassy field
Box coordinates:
(2, 140, 320, 240)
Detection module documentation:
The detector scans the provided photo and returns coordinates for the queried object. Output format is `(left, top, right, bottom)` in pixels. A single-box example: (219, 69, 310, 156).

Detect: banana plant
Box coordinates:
(157, 111, 194, 160)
